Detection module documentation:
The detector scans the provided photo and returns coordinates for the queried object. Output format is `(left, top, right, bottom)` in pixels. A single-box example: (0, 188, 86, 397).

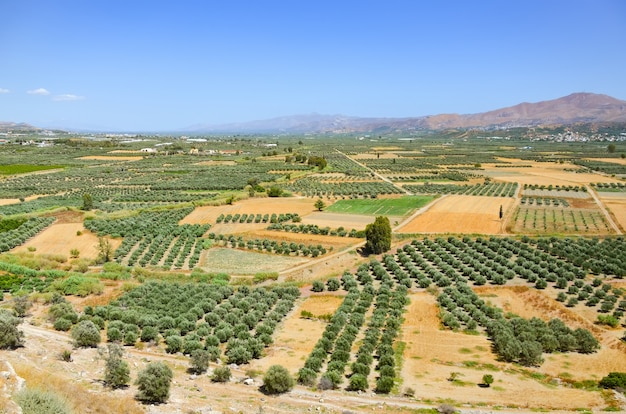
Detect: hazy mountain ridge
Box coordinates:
(188, 92, 626, 133)
(3, 93, 625, 134)
(0, 122, 41, 133)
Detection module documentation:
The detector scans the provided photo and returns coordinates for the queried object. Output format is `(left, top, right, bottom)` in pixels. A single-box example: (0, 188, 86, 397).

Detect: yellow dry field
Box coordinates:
(180, 197, 318, 225)
(397, 195, 514, 234)
(250, 294, 344, 373)
(0, 194, 45, 205)
(11, 212, 122, 260)
(599, 194, 626, 232)
(77, 155, 142, 161)
(484, 158, 618, 185)
(13, 223, 120, 260)
(400, 292, 608, 411)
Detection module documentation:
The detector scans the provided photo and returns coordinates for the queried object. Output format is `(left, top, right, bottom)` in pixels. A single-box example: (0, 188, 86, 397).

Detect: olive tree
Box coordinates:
(262, 365, 294, 394)
(71, 320, 101, 348)
(135, 362, 173, 404)
(0, 310, 24, 349)
(100, 343, 130, 389)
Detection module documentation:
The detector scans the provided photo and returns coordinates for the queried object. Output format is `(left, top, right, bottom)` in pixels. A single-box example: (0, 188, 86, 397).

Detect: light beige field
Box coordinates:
(302, 211, 375, 230)
(599, 194, 626, 232)
(78, 155, 143, 161)
(0, 194, 45, 205)
(11, 212, 121, 260)
(483, 158, 618, 185)
(400, 292, 609, 411)
(250, 294, 344, 373)
(397, 195, 514, 234)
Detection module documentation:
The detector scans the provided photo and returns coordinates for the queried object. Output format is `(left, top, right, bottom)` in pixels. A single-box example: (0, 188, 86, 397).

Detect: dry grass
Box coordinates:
(13, 362, 144, 414)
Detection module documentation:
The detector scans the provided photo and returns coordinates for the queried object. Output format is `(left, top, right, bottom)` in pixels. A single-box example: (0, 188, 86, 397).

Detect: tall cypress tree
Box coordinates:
(365, 216, 391, 254)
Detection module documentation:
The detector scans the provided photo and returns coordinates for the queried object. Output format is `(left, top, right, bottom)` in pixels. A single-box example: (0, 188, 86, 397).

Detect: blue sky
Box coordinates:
(1, 0, 625, 131)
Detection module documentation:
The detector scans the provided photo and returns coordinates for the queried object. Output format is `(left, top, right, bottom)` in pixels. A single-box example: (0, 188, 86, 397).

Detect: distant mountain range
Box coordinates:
(186, 92, 626, 134)
(2, 92, 625, 134)
(0, 122, 41, 133)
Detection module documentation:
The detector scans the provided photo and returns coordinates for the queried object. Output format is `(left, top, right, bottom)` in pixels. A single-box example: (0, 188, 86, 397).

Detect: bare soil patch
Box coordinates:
(400, 292, 607, 411)
(12, 211, 121, 260)
(78, 155, 143, 161)
(397, 195, 514, 234)
(250, 294, 344, 373)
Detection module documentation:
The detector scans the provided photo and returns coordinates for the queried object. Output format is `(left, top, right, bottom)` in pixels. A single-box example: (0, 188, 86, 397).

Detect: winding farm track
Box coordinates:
(587, 184, 622, 235)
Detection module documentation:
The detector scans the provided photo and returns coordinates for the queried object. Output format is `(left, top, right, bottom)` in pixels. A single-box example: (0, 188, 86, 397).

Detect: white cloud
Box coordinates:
(27, 88, 51, 95)
(53, 94, 85, 102)
(0, 88, 9, 94)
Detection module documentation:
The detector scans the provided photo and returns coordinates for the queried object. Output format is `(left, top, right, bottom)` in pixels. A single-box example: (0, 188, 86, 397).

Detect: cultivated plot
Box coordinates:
(397, 195, 514, 234)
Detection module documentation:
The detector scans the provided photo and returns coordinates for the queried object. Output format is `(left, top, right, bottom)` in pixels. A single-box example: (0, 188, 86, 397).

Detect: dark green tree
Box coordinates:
(314, 198, 326, 211)
(82, 193, 94, 211)
(599, 372, 626, 389)
(608, 143, 616, 153)
(365, 216, 392, 254)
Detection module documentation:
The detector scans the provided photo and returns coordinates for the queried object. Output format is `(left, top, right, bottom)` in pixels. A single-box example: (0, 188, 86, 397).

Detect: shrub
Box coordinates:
(53, 317, 73, 332)
(482, 374, 494, 387)
(0, 310, 24, 349)
(326, 278, 340, 291)
(311, 280, 325, 292)
(100, 343, 130, 389)
(135, 362, 173, 404)
(15, 388, 72, 414)
(263, 365, 294, 394)
(212, 366, 232, 383)
(190, 349, 211, 374)
(71, 320, 101, 348)
(60, 349, 73, 362)
(599, 372, 626, 390)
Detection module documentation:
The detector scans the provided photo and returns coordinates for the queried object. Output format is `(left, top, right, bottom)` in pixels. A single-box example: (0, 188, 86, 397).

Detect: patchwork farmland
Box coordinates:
(1, 134, 626, 413)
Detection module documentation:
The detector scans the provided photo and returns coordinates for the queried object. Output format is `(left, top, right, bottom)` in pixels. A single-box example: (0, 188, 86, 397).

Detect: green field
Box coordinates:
(326, 195, 435, 216)
(0, 164, 64, 175)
